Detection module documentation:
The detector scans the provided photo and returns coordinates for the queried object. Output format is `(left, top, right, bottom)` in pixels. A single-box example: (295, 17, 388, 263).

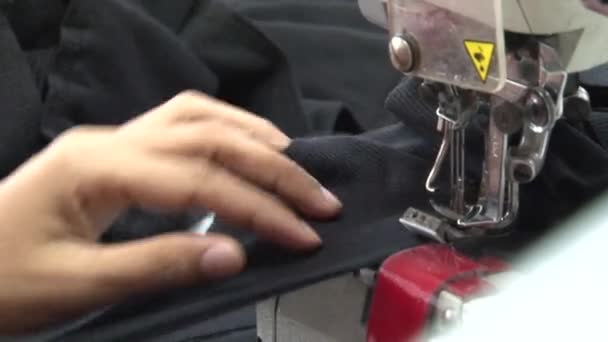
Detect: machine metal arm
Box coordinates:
(359, 0, 608, 242)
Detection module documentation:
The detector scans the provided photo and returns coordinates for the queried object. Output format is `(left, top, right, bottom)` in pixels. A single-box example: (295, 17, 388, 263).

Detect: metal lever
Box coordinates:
(429, 100, 518, 230)
(426, 118, 449, 193)
(457, 101, 518, 229)
(450, 126, 466, 215)
(426, 114, 467, 197)
(401, 42, 566, 242)
(428, 120, 468, 222)
(427, 86, 475, 222)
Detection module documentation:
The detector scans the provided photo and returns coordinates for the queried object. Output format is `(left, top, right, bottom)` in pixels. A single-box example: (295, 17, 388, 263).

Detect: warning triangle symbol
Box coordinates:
(464, 40, 495, 83)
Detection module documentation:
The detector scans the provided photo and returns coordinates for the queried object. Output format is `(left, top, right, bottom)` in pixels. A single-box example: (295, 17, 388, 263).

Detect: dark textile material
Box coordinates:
(0, 11, 45, 178)
(41, 0, 310, 141)
(226, 0, 402, 131)
(590, 111, 608, 148)
(580, 63, 608, 108)
(1, 0, 608, 341)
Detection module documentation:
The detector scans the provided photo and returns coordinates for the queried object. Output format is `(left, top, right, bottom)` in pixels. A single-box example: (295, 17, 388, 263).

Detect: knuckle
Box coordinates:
(177, 187, 201, 210)
(214, 141, 240, 165)
(171, 90, 216, 110)
(174, 90, 205, 104)
(280, 159, 305, 183)
(259, 156, 301, 194)
(243, 207, 271, 235)
(189, 163, 225, 200)
(165, 90, 210, 119)
(58, 125, 93, 142)
(242, 209, 259, 229)
(197, 122, 239, 157)
(265, 160, 285, 192)
(200, 120, 228, 135)
(277, 159, 320, 201)
(51, 126, 102, 161)
(259, 118, 279, 132)
(251, 118, 281, 138)
(192, 161, 216, 183)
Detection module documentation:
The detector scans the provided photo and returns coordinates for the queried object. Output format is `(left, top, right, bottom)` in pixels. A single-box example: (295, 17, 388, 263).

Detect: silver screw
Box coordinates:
(526, 92, 550, 128)
(389, 35, 415, 73)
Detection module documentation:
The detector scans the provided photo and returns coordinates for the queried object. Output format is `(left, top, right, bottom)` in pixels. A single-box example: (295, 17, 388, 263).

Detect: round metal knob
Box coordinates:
(389, 35, 416, 73)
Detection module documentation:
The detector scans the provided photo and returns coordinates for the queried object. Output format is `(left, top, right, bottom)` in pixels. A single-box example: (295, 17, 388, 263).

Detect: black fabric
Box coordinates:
(580, 63, 608, 108)
(590, 111, 608, 148)
(226, 0, 402, 131)
(1, 1, 608, 341)
(0, 11, 45, 178)
(138, 0, 195, 33)
(41, 0, 311, 141)
(4, 0, 65, 50)
(580, 63, 608, 148)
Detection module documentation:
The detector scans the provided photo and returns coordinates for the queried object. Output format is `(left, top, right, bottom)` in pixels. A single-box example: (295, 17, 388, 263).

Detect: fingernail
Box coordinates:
(200, 243, 242, 276)
(300, 221, 322, 245)
(321, 187, 342, 208)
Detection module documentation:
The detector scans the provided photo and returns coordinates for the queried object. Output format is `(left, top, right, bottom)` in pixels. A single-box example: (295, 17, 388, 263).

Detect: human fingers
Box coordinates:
(150, 90, 291, 149)
(156, 123, 342, 219)
(0, 234, 244, 334)
(89, 155, 323, 251)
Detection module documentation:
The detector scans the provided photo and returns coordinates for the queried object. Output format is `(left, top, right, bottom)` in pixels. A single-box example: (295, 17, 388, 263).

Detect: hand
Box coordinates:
(0, 91, 342, 334)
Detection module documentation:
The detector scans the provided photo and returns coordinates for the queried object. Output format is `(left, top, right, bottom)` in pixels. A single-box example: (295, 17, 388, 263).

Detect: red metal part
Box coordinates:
(366, 244, 504, 342)
(477, 256, 510, 273)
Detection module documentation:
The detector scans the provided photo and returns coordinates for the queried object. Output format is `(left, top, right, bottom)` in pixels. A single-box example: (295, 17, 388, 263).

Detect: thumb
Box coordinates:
(84, 233, 246, 302)
(8, 233, 246, 334)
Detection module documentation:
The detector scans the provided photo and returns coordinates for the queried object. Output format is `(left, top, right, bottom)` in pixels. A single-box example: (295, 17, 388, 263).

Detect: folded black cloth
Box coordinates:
(225, 0, 403, 131)
(2, 1, 608, 341)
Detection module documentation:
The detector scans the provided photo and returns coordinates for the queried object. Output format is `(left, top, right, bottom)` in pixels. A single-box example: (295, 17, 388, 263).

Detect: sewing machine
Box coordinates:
(256, 1, 608, 341)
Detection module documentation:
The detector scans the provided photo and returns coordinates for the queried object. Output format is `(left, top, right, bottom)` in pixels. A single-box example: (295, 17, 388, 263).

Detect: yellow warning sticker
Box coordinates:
(464, 40, 495, 83)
